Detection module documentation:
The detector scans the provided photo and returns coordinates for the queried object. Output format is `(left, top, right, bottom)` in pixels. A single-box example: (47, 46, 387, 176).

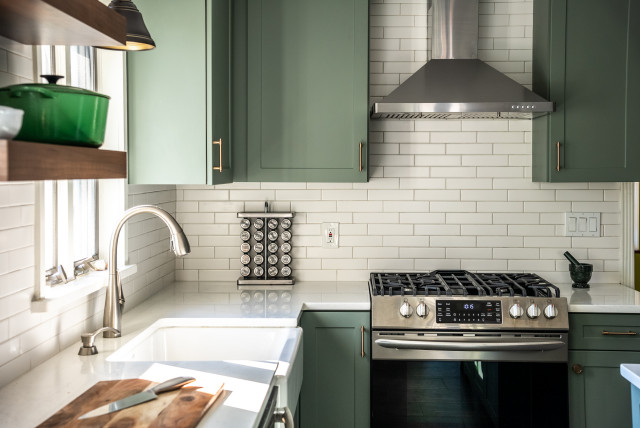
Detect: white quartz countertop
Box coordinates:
(557, 283, 640, 314)
(621, 364, 640, 389)
(0, 281, 369, 428)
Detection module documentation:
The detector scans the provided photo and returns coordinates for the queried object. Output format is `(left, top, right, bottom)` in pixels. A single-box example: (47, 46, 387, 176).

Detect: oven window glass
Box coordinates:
(371, 360, 568, 428)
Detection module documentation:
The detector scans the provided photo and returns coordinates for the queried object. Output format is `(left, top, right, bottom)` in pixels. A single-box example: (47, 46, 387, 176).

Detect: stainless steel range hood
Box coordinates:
(370, 0, 554, 120)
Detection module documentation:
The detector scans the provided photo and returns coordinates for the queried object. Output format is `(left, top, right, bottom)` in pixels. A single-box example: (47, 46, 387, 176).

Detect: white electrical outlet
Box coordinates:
(322, 222, 339, 248)
(565, 212, 600, 237)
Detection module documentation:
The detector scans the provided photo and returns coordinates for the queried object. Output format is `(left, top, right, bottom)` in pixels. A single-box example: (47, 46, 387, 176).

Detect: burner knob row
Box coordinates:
(399, 300, 429, 319)
(508, 303, 558, 320)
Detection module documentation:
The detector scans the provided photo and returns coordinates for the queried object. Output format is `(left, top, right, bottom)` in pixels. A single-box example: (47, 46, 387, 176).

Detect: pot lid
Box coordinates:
(0, 74, 110, 99)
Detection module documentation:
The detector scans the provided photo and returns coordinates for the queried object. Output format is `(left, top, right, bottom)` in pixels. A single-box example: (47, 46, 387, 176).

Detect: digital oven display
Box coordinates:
(436, 300, 502, 324)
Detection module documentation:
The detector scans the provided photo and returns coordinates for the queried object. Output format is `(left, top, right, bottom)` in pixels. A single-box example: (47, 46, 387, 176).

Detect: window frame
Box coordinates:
(32, 46, 130, 307)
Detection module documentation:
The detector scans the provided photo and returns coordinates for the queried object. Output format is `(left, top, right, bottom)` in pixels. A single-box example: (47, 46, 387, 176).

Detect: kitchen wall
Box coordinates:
(0, 35, 179, 386)
(174, 0, 622, 286)
(0, 0, 625, 390)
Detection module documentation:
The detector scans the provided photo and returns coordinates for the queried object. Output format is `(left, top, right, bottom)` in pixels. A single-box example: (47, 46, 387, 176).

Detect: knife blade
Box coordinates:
(78, 376, 195, 419)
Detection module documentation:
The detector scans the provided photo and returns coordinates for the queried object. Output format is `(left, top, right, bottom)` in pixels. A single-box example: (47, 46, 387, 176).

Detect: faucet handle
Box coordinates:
(78, 327, 120, 356)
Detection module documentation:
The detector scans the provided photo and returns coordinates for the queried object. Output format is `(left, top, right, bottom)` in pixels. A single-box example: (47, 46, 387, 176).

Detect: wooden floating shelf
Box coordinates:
(0, 140, 127, 181)
(0, 0, 126, 47)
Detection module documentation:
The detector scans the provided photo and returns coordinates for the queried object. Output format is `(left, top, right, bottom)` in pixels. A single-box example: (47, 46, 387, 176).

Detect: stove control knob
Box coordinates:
(544, 304, 558, 319)
(509, 303, 524, 319)
(416, 302, 429, 318)
(400, 300, 413, 318)
(527, 303, 541, 319)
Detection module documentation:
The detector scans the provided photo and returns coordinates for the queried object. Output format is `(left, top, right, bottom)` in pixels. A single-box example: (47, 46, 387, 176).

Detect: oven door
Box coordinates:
(371, 331, 569, 428)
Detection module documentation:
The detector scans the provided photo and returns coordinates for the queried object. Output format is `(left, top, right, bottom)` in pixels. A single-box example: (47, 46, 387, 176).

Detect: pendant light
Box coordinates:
(100, 0, 155, 51)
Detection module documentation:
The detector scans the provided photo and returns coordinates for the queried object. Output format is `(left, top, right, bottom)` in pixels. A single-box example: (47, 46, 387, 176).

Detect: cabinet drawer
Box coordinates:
(569, 313, 640, 351)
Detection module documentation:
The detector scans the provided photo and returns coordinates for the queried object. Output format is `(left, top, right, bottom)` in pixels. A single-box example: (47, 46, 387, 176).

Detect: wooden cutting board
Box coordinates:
(36, 378, 224, 428)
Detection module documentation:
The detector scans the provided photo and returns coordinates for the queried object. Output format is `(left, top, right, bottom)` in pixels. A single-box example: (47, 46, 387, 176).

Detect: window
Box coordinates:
(32, 46, 128, 308)
(38, 46, 99, 290)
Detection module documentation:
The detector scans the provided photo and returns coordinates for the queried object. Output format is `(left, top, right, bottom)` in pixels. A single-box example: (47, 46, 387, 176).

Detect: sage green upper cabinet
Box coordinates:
(243, 0, 368, 182)
(127, 0, 232, 185)
(532, 0, 640, 182)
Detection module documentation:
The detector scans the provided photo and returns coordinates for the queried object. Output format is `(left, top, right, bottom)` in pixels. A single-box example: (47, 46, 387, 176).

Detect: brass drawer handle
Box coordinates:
(213, 138, 223, 172)
(361, 325, 365, 358)
(359, 142, 363, 172)
(556, 142, 560, 172)
(602, 330, 638, 336)
(572, 364, 583, 374)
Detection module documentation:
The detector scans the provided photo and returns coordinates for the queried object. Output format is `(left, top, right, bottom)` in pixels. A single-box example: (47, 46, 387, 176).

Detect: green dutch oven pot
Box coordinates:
(0, 75, 110, 147)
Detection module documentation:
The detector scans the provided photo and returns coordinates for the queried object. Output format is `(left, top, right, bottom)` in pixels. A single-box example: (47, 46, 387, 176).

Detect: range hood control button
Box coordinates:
(400, 300, 413, 318)
(526, 303, 541, 319)
(416, 302, 428, 318)
(509, 303, 523, 319)
(544, 304, 558, 319)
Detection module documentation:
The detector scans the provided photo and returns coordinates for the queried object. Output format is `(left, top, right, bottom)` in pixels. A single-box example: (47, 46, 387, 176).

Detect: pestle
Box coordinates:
(563, 251, 581, 266)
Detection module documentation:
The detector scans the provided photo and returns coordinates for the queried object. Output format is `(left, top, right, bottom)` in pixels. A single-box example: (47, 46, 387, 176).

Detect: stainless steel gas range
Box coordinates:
(369, 270, 570, 428)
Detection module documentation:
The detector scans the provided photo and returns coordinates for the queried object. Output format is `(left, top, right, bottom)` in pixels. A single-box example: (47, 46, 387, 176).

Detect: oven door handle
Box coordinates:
(375, 338, 566, 352)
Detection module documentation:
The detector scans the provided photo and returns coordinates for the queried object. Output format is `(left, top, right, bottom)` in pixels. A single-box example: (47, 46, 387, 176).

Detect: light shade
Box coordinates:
(100, 0, 155, 51)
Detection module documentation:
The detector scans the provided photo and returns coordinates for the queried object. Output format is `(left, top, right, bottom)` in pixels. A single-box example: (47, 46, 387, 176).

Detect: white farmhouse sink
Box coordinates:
(108, 318, 301, 363)
(107, 318, 303, 412)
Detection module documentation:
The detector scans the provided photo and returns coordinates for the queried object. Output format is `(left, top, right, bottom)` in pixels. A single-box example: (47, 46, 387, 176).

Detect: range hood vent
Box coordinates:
(370, 0, 554, 120)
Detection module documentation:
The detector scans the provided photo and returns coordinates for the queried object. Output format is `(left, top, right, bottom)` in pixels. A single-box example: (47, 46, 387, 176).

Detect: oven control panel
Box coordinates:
(436, 300, 502, 324)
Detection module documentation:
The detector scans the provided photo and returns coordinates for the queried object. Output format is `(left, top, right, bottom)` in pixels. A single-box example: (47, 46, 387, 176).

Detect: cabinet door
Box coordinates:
(128, 0, 232, 185)
(532, 0, 640, 182)
(300, 311, 370, 428)
(569, 350, 640, 428)
(245, 0, 368, 182)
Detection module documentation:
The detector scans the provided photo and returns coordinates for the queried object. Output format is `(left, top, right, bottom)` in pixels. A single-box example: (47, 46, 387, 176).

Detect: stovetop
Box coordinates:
(370, 270, 560, 298)
(369, 270, 569, 332)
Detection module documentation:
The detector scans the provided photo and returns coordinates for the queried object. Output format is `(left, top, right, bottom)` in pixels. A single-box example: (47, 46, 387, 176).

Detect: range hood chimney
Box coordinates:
(370, 0, 554, 120)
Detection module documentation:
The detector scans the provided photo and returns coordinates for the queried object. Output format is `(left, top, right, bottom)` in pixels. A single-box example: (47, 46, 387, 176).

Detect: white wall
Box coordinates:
(174, 0, 622, 285)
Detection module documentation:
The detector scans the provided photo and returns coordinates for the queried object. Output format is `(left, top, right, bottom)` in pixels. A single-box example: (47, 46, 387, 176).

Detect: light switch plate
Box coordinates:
(565, 212, 600, 237)
(321, 222, 339, 248)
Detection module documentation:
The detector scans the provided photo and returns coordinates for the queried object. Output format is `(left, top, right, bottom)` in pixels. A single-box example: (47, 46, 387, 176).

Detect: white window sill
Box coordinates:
(31, 264, 137, 313)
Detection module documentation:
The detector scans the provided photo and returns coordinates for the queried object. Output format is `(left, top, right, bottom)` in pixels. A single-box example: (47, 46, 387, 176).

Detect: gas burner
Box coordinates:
(370, 271, 561, 298)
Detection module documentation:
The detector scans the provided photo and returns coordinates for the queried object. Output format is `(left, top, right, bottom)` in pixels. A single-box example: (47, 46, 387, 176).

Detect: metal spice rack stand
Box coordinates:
(237, 202, 295, 286)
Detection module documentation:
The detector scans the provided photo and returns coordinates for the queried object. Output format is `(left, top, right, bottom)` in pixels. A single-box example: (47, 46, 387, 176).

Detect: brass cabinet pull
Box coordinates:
(602, 330, 638, 336)
(556, 142, 560, 172)
(360, 325, 365, 358)
(572, 364, 583, 374)
(213, 139, 223, 172)
(359, 142, 363, 172)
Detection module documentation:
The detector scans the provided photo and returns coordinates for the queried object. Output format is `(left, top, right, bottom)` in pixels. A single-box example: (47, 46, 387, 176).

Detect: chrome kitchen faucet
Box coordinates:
(103, 205, 190, 338)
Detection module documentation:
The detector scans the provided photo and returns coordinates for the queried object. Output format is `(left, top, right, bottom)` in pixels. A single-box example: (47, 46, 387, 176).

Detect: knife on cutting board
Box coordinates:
(78, 376, 195, 419)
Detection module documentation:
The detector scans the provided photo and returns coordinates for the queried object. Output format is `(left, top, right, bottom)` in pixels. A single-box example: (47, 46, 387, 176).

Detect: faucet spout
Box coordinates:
(103, 205, 190, 338)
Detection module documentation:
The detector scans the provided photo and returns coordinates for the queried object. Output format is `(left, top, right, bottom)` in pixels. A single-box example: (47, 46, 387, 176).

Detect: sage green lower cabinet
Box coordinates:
(569, 351, 640, 428)
(299, 311, 370, 428)
(243, 0, 369, 182)
(568, 313, 640, 428)
(532, 0, 640, 182)
(127, 0, 232, 185)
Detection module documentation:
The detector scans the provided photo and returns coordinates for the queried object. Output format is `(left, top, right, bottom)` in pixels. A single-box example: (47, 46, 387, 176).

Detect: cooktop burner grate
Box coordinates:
(370, 271, 560, 298)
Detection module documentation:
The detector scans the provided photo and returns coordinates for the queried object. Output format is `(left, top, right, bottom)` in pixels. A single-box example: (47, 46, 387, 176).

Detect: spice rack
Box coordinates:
(237, 203, 295, 286)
